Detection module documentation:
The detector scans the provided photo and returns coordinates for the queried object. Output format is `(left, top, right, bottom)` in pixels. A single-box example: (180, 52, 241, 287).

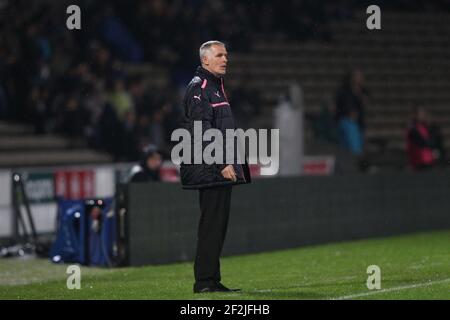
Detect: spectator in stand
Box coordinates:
(406, 106, 437, 171)
(128, 76, 147, 116)
(335, 69, 369, 155)
(148, 108, 166, 151)
(129, 144, 162, 182)
(107, 77, 134, 122)
(28, 85, 49, 134)
(90, 44, 115, 80)
(135, 113, 153, 149)
(8, 0, 438, 168)
(118, 110, 140, 161)
(57, 93, 90, 145)
(97, 101, 122, 159)
(338, 109, 364, 155)
(335, 69, 369, 134)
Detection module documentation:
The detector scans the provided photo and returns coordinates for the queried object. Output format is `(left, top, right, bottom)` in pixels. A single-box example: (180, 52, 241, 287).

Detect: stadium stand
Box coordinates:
(0, 121, 111, 167)
(1, 0, 449, 171)
(225, 11, 450, 170)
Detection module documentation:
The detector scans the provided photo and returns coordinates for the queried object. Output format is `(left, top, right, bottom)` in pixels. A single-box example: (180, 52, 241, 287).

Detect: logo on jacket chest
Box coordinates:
(209, 89, 229, 108)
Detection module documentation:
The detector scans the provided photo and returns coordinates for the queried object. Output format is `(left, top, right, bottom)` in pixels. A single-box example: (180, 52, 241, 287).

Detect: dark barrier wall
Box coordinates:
(126, 172, 450, 266)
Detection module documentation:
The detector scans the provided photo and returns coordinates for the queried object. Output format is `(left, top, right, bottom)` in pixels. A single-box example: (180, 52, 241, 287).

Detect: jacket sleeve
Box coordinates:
(187, 85, 213, 131)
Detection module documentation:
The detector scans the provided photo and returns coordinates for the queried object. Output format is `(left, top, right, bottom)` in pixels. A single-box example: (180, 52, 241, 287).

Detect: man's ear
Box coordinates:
(201, 55, 209, 67)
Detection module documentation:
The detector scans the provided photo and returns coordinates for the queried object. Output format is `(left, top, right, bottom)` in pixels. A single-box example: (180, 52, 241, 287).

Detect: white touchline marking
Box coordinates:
(331, 278, 450, 300)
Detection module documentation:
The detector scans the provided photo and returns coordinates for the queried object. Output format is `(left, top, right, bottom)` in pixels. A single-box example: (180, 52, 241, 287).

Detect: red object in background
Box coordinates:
(55, 170, 95, 199)
(250, 158, 334, 177)
(406, 123, 435, 170)
(248, 164, 261, 177)
(160, 166, 180, 182)
(303, 157, 334, 175)
(303, 162, 328, 175)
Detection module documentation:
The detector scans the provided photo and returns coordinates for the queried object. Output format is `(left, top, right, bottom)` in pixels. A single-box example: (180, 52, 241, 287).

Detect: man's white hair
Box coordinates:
(199, 40, 226, 61)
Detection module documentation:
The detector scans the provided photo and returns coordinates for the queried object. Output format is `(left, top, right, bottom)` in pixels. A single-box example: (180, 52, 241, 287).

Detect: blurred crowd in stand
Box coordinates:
(0, 0, 447, 169)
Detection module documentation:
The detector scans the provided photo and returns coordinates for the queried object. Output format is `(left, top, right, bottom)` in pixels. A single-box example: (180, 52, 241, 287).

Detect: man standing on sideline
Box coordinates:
(178, 41, 251, 293)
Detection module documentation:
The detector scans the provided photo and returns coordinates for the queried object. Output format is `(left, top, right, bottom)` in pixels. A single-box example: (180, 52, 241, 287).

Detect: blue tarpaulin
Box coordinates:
(49, 198, 116, 267)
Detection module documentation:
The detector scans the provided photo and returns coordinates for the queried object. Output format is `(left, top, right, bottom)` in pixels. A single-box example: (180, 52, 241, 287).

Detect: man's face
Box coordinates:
(202, 45, 228, 77)
(147, 153, 162, 171)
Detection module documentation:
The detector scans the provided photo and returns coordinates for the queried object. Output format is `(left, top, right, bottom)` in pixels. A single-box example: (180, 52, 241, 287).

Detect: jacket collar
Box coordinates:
(196, 66, 223, 85)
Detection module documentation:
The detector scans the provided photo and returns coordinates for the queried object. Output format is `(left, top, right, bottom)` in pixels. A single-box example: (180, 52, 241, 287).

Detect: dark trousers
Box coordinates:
(194, 185, 232, 286)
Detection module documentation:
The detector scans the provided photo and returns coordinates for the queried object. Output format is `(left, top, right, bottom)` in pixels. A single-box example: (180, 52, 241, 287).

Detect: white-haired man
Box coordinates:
(179, 41, 251, 293)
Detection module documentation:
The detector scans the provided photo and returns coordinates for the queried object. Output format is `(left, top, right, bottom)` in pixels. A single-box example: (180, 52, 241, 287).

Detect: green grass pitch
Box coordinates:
(0, 230, 449, 300)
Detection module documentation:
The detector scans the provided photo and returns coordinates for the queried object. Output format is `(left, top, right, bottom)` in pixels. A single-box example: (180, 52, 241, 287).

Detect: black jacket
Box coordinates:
(179, 66, 251, 189)
(129, 146, 161, 183)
